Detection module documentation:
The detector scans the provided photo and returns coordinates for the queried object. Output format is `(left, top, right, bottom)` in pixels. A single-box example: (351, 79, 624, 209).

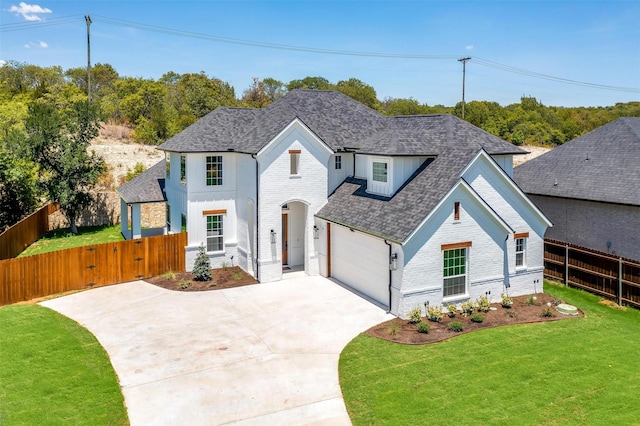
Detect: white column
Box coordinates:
(120, 200, 130, 239)
(131, 203, 142, 239)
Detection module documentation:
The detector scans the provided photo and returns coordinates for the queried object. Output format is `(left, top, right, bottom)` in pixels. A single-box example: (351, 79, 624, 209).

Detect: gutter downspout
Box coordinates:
(252, 154, 259, 281)
(384, 239, 392, 313)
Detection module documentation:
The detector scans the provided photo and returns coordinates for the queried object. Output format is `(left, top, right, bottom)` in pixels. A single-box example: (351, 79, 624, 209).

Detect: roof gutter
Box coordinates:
(384, 239, 393, 314)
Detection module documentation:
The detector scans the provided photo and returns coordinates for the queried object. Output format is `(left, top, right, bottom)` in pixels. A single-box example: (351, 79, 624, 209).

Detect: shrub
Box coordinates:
(448, 321, 464, 332)
(387, 322, 401, 336)
(501, 293, 513, 308)
(232, 271, 244, 281)
(470, 313, 484, 323)
(552, 296, 564, 306)
(461, 300, 475, 317)
(476, 295, 491, 313)
(446, 303, 457, 318)
(427, 305, 443, 323)
(505, 310, 518, 319)
(416, 321, 430, 334)
(192, 245, 212, 281)
(541, 307, 556, 318)
(526, 295, 538, 306)
(408, 306, 423, 324)
(177, 280, 191, 290)
(161, 270, 177, 280)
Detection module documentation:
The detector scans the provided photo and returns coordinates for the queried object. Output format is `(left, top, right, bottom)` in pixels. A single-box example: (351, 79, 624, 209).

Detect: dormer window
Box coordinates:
(372, 162, 387, 182)
(335, 155, 342, 170)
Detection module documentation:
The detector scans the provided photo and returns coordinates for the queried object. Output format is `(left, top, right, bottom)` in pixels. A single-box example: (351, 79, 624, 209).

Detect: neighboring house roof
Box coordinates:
(513, 117, 640, 207)
(117, 160, 166, 204)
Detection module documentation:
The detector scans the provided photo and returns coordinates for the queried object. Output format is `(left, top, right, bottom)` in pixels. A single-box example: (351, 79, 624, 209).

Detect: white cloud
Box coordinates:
(9, 2, 52, 21)
(39, 40, 48, 48)
(466, 45, 474, 51)
(0, 60, 6, 66)
(24, 43, 30, 48)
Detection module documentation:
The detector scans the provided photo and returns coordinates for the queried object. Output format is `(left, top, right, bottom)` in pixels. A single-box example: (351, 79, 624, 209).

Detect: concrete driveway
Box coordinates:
(41, 274, 392, 425)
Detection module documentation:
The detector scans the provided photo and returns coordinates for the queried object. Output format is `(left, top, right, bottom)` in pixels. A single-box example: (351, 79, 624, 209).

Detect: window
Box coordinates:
(206, 215, 224, 252)
(372, 161, 387, 182)
(335, 155, 342, 170)
(289, 150, 300, 175)
(454, 201, 461, 221)
(181, 214, 187, 233)
(166, 204, 171, 232)
(180, 155, 186, 185)
(443, 247, 468, 298)
(206, 156, 223, 186)
(166, 154, 171, 179)
(515, 237, 527, 267)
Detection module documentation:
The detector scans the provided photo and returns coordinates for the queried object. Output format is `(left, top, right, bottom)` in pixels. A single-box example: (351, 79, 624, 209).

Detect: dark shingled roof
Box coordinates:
(151, 89, 527, 241)
(513, 117, 640, 207)
(117, 160, 166, 204)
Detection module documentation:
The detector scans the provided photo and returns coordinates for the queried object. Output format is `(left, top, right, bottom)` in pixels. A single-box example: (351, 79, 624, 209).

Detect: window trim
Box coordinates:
(289, 150, 301, 175)
(454, 201, 461, 221)
(205, 214, 224, 253)
(442, 245, 470, 299)
(335, 155, 342, 170)
(180, 155, 186, 185)
(515, 237, 527, 268)
(206, 155, 223, 186)
(372, 161, 388, 183)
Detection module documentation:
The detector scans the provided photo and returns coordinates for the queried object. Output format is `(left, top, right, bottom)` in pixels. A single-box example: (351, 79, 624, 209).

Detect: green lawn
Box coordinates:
(0, 304, 128, 425)
(340, 282, 640, 425)
(18, 225, 124, 257)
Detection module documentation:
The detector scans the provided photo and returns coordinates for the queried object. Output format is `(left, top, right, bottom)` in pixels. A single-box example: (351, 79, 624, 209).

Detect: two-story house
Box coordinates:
(118, 89, 551, 318)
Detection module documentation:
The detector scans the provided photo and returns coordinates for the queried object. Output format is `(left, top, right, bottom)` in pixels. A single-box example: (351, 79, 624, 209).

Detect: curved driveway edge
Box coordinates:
(41, 275, 393, 425)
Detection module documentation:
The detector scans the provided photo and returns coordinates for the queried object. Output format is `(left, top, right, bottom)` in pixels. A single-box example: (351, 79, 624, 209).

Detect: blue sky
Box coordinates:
(1, 0, 639, 107)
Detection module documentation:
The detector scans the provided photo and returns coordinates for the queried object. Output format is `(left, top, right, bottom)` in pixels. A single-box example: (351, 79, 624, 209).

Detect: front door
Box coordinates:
(282, 213, 288, 265)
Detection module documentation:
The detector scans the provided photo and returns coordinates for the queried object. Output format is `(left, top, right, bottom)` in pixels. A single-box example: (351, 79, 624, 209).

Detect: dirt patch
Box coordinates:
(514, 145, 552, 166)
(144, 266, 258, 291)
(366, 293, 583, 345)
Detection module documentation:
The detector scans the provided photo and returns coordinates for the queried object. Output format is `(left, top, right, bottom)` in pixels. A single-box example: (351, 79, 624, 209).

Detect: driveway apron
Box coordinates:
(41, 275, 392, 425)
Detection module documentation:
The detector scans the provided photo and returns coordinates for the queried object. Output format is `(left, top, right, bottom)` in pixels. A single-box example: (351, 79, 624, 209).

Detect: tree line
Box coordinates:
(1, 60, 639, 231)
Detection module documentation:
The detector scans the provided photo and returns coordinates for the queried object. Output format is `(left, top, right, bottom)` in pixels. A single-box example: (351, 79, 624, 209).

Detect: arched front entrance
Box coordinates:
(281, 201, 308, 272)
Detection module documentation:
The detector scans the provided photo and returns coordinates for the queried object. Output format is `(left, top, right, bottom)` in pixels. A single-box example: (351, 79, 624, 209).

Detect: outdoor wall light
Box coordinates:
(390, 252, 398, 271)
(270, 229, 276, 244)
(313, 225, 320, 239)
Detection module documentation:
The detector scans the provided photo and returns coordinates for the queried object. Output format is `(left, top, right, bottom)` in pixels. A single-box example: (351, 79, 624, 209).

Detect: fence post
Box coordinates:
(618, 257, 623, 306)
(564, 244, 569, 286)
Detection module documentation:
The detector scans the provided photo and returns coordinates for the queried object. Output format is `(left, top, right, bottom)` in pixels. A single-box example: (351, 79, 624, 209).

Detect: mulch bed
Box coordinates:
(144, 266, 258, 291)
(366, 293, 584, 345)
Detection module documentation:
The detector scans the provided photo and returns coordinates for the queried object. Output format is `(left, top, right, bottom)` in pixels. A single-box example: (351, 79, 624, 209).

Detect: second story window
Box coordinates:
(289, 149, 301, 175)
(206, 156, 223, 186)
(335, 155, 342, 170)
(180, 155, 186, 185)
(166, 154, 171, 179)
(454, 202, 461, 221)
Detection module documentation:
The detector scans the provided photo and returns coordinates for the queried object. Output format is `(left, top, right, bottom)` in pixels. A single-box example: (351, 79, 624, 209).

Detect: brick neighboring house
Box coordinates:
(118, 89, 551, 317)
(514, 117, 640, 261)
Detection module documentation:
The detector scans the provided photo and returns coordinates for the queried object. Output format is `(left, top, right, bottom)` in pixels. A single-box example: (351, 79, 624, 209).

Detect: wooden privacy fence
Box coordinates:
(544, 238, 640, 309)
(0, 204, 59, 260)
(0, 232, 187, 307)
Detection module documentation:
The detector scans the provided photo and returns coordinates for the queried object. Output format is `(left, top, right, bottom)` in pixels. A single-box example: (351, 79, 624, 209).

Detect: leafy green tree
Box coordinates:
(241, 77, 271, 108)
(335, 78, 380, 110)
(382, 97, 426, 115)
(22, 100, 106, 234)
(0, 135, 39, 230)
(262, 77, 287, 101)
(286, 76, 333, 91)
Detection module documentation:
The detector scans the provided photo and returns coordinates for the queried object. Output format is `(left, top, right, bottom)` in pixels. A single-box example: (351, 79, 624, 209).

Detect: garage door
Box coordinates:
(331, 224, 389, 307)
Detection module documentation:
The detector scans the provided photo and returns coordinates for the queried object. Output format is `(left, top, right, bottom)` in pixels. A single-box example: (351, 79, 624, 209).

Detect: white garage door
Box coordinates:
(331, 224, 389, 307)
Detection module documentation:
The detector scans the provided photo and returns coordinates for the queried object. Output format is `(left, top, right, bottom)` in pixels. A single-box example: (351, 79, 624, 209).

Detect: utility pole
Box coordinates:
(85, 15, 92, 102)
(458, 57, 471, 120)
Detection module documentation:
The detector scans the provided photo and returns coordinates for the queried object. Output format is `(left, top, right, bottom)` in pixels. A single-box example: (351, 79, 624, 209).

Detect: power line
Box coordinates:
(1, 15, 638, 94)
